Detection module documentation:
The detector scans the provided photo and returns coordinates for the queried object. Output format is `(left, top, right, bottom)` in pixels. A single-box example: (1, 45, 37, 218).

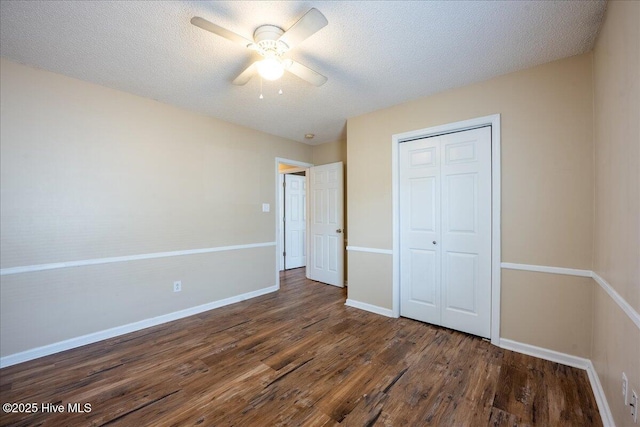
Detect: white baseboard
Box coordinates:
(0, 285, 278, 368)
(585, 359, 616, 427)
(345, 298, 395, 317)
(500, 338, 614, 427)
(499, 338, 590, 369)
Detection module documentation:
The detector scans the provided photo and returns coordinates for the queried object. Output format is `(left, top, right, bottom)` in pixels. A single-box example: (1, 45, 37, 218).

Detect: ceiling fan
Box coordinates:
(191, 8, 328, 87)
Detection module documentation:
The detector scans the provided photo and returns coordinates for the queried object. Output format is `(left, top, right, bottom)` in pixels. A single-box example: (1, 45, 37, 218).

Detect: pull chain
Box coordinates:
(258, 78, 284, 98)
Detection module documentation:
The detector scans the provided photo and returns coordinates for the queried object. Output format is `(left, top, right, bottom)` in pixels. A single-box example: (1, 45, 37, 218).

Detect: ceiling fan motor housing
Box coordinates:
(253, 25, 289, 56)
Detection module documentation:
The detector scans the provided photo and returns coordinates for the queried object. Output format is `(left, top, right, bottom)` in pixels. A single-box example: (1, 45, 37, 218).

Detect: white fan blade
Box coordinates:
(233, 62, 258, 85)
(191, 17, 254, 48)
(283, 59, 327, 87)
(278, 8, 328, 50)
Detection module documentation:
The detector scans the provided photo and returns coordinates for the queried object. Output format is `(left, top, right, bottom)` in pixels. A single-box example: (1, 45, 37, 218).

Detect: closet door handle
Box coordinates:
(336, 229, 343, 234)
(432, 241, 437, 245)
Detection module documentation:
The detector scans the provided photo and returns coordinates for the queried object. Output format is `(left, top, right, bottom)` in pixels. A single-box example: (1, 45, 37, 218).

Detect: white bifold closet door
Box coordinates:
(399, 126, 491, 338)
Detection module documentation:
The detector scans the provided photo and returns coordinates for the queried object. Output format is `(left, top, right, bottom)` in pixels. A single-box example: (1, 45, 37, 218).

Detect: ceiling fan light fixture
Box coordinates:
(256, 57, 284, 81)
(191, 8, 328, 86)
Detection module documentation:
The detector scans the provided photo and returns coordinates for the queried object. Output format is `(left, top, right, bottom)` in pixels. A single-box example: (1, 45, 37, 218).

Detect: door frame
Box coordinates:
(391, 114, 501, 345)
(275, 158, 313, 289)
(280, 171, 307, 271)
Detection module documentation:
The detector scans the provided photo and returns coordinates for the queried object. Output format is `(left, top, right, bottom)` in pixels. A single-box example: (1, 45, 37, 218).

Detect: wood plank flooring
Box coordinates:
(0, 268, 602, 426)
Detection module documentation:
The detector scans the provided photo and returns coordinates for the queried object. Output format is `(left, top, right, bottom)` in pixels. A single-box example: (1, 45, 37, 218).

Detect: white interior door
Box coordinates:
(400, 127, 491, 338)
(284, 174, 307, 269)
(308, 162, 344, 287)
(399, 136, 442, 325)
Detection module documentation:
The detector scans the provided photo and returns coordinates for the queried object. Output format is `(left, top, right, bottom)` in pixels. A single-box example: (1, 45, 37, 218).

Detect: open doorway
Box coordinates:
(280, 167, 307, 271)
(274, 158, 345, 289)
(275, 159, 313, 285)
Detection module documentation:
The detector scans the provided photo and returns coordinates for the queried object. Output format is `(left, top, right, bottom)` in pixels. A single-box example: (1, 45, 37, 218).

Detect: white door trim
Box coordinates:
(275, 158, 313, 289)
(392, 114, 501, 345)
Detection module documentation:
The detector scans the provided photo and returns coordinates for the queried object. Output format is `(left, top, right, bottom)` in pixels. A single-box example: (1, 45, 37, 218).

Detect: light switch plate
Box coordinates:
(262, 203, 270, 212)
(624, 372, 629, 404)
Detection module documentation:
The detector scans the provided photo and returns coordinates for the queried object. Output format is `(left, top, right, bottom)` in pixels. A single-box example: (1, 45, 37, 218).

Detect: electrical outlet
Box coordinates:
(624, 372, 629, 404)
(632, 389, 638, 423)
(173, 281, 182, 292)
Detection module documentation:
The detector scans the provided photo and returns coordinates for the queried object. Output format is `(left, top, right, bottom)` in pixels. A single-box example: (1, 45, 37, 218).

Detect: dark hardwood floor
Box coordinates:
(0, 268, 602, 426)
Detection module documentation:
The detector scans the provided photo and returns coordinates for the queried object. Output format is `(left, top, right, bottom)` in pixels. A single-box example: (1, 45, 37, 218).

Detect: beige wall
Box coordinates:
(312, 139, 346, 166)
(500, 270, 593, 357)
(0, 59, 312, 357)
(347, 53, 595, 357)
(347, 251, 392, 309)
(592, 1, 640, 425)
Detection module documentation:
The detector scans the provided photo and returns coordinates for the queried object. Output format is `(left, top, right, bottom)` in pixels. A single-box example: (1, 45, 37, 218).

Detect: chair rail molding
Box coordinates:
(0, 242, 276, 276)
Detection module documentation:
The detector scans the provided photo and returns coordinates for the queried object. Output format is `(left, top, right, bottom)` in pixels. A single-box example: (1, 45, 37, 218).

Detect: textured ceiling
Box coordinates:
(0, 1, 606, 145)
